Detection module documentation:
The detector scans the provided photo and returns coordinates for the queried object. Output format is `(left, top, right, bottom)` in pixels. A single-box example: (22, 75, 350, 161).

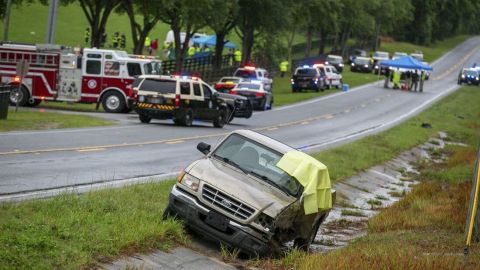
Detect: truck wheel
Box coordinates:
(293, 215, 324, 251)
(27, 99, 42, 107)
(181, 108, 193, 126)
(9, 85, 29, 106)
(213, 108, 227, 128)
(102, 91, 126, 113)
(139, 113, 151, 123)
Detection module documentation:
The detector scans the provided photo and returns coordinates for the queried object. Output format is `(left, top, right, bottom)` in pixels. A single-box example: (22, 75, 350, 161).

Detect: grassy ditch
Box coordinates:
(0, 109, 113, 132)
(0, 180, 186, 269)
(38, 101, 103, 113)
(261, 86, 480, 269)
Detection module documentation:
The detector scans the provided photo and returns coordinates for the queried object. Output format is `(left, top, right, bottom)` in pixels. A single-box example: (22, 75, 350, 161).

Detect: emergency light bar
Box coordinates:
(244, 65, 256, 70)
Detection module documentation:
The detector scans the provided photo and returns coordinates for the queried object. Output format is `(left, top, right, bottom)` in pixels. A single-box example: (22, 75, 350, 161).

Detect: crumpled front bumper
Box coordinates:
(166, 185, 270, 256)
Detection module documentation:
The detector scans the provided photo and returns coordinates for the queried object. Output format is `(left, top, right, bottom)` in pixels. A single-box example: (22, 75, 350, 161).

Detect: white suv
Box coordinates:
(233, 66, 273, 91)
(314, 64, 343, 89)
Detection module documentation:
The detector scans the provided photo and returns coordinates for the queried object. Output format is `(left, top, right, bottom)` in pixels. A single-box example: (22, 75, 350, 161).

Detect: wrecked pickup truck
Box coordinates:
(163, 130, 336, 256)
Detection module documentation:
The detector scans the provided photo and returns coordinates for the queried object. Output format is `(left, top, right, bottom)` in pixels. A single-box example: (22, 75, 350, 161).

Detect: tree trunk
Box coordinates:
(332, 32, 339, 52)
(318, 28, 325, 55)
(172, 23, 183, 71)
(241, 27, 254, 65)
(214, 31, 226, 70)
(287, 27, 296, 63)
(304, 27, 313, 58)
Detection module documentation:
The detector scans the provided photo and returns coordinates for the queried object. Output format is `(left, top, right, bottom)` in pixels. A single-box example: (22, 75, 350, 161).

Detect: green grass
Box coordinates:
(0, 109, 113, 132)
(0, 180, 186, 269)
(272, 75, 341, 106)
(269, 86, 480, 269)
(38, 101, 103, 112)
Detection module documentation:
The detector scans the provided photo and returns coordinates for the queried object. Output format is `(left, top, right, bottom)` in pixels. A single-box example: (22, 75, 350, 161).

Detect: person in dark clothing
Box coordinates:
(411, 69, 419, 92)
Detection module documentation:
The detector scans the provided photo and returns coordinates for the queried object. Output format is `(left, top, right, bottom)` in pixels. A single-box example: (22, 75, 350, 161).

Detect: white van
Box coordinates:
(313, 64, 343, 89)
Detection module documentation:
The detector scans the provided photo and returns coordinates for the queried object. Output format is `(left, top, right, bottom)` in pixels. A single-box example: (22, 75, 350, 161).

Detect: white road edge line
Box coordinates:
(0, 172, 179, 203)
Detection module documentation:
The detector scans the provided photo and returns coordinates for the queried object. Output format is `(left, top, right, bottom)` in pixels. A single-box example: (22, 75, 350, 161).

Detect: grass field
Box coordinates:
(1, 85, 479, 269)
(0, 109, 113, 132)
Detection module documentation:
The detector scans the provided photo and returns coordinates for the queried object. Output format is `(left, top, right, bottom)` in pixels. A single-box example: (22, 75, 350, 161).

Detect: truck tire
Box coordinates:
(27, 99, 42, 107)
(293, 215, 324, 251)
(181, 108, 193, 127)
(102, 91, 126, 113)
(139, 113, 151, 123)
(9, 85, 29, 106)
(213, 108, 227, 128)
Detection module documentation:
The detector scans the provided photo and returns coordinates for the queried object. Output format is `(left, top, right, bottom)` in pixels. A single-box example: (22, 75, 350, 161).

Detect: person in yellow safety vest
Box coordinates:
(187, 46, 195, 58)
(144, 37, 151, 55)
(84, 27, 90, 44)
(392, 68, 401, 89)
(279, 60, 289, 77)
(195, 44, 201, 54)
(419, 70, 425, 92)
(234, 49, 242, 64)
(204, 46, 211, 53)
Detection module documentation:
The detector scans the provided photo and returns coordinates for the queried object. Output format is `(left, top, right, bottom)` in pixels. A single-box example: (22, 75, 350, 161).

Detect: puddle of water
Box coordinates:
(311, 132, 454, 253)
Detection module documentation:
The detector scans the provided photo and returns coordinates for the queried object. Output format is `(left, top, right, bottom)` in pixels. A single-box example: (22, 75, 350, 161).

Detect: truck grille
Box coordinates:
(202, 184, 255, 220)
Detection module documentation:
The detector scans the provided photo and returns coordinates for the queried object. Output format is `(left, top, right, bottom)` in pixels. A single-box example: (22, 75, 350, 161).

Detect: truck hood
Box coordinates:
(188, 157, 296, 218)
(217, 92, 248, 101)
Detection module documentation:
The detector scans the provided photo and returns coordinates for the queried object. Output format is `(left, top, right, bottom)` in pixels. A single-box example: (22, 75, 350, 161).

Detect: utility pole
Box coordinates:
(3, 0, 12, 41)
(46, 0, 59, 44)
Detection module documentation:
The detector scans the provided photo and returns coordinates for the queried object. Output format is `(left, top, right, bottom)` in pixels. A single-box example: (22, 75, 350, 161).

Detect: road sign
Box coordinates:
(16, 60, 29, 79)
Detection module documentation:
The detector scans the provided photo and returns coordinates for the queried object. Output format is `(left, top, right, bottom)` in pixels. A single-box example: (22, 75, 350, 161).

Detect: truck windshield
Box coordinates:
(144, 62, 161, 75)
(355, 58, 370, 65)
(213, 134, 302, 197)
(326, 56, 342, 64)
(295, 68, 317, 76)
(237, 83, 261, 90)
(234, 69, 256, 79)
(140, 79, 176, 94)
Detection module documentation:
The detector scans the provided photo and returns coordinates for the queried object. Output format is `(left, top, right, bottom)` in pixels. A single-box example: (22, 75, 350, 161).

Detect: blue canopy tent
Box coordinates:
(192, 35, 236, 49)
(379, 55, 433, 71)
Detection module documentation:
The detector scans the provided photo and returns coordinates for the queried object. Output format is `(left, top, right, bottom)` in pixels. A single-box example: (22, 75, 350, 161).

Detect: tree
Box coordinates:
(61, 0, 122, 48)
(205, 0, 238, 70)
(236, 0, 288, 64)
(117, 0, 160, 54)
(158, 0, 210, 71)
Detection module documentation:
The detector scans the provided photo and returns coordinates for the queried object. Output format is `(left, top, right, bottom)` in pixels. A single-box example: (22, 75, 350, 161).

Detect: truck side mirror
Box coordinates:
(197, 142, 211, 155)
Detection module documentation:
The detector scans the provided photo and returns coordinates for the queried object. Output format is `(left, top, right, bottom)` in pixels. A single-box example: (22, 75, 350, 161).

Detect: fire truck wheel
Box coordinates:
(27, 99, 42, 107)
(9, 85, 29, 106)
(102, 91, 126, 113)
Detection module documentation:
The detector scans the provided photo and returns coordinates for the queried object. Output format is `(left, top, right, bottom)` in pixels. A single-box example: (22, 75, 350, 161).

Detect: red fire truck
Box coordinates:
(0, 43, 161, 113)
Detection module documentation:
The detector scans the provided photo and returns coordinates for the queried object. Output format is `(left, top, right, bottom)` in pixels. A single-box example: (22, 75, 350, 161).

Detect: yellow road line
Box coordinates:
(76, 148, 106, 153)
(165, 140, 185, 144)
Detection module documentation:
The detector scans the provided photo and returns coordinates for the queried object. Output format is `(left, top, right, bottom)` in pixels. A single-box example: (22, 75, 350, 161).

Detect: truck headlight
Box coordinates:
(138, 95, 145, 102)
(462, 75, 465, 78)
(255, 213, 275, 232)
(178, 172, 200, 191)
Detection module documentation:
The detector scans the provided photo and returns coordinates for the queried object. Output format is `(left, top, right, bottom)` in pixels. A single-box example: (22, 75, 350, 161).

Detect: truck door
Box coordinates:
(81, 52, 103, 99)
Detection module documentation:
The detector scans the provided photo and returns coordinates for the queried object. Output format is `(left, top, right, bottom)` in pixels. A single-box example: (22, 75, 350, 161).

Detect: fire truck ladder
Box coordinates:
(0, 50, 59, 68)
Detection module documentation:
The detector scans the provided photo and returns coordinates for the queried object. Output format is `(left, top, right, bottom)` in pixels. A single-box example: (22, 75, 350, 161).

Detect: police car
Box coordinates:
(325, 55, 345, 73)
(231, 80, 273, 111)
(372, 51, 390, 75)
(291, 66, 326, 92)
(133, 75, 252, 127)
(233, 66, 273, 91)
(213, 76, 243, 93)
(457, 68, 480, 85)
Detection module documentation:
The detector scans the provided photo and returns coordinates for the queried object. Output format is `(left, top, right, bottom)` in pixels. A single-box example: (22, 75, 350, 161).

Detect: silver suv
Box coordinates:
(164, 130, 335, 255)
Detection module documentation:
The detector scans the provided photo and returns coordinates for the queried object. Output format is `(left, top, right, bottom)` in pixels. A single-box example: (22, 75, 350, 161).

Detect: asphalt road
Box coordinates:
(1, 37, 479, 200)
